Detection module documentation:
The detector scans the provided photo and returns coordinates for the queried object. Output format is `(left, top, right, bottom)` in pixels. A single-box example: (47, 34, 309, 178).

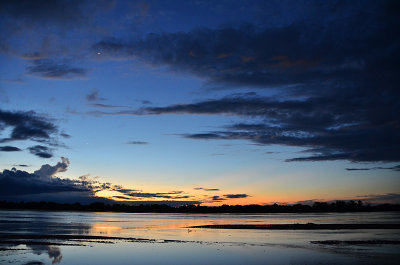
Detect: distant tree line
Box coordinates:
(0, 200, 399, 213)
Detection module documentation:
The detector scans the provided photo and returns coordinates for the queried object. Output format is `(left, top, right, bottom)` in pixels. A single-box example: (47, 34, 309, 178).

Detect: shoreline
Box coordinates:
(188, 223, 400, 230)
(1, 233, 399, 248)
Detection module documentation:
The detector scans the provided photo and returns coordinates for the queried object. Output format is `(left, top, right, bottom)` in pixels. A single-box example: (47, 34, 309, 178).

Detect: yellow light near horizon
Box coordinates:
(95, 190, 127, 200)
(93, 225, 122, 230)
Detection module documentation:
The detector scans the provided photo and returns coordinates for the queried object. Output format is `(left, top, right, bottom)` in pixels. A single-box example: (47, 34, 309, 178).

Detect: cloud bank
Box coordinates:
(0, 158, 200, 205)
(0, 158, 89, 199)
(91, 1, 400, 164)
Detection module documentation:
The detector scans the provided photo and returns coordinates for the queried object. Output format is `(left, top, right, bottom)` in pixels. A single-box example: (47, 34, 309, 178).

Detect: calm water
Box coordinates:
(0, 210, 399, 265)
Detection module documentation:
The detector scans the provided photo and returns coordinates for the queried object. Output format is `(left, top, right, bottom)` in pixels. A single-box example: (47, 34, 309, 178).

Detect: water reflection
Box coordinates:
(0, 210, 399, 265)
(29, 245, 62, 264)
(0, 210, 91, 235)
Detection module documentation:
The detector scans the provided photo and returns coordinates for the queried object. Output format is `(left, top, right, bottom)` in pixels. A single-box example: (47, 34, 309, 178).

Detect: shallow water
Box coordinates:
(0, 210, 399, 264)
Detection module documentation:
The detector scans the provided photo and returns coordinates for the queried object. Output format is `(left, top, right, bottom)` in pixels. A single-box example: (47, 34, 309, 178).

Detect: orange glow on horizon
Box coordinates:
(93, 187, 368, 207)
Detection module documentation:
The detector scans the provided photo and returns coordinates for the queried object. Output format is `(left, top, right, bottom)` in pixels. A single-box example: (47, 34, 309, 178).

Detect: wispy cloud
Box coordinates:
(210, 196, 226, 202)
(224, 194, 249, 199)
(346, 165, 400, 171)
(356, 193, 400, 204)
(0, 146, 22, 152)
(0, 108, 67, 158)
(86, 90, 105, 102)
(28, 145, 53, 158)
(60, 133, 71, 138)
(0, 109, 57, 142)
(19, 52, 47, 60)
(90, 103, 126, 109)
(297, 193, 400, 205)
(26, 59, 87, 80)
(115, 190, 191, 200)
(126, 141, 148, 145)
(194, 187, 220, 191)
(208, 193, 250, 202)
(13, 164, 30, 167)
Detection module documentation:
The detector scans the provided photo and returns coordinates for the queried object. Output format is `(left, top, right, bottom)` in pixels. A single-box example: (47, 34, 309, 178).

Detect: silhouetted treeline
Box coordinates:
(0, 200, 399, 213)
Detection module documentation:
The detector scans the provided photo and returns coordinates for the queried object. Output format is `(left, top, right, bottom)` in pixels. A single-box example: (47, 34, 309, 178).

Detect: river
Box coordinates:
(1, 210, 399, 264)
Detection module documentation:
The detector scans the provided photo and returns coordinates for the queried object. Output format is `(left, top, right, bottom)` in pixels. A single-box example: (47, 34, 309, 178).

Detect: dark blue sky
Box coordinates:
(0, 0, 399, 205)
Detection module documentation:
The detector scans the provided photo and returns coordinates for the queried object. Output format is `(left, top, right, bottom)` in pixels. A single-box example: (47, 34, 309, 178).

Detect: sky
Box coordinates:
(0, 0, 399, 206)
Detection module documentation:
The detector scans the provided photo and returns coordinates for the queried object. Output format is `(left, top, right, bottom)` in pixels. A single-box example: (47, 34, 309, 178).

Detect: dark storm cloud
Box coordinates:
(91, 1, 400, 165)
(0, 146, 21, 152)
(0, 109, 58, 143)
(94, 1, 399, 89)
(135, 93, 398, 163)
(26, 59, 87, 80)
(94, 90, 399, 163)
(28, 145, 53, 158)
(224, 194, 249, 199)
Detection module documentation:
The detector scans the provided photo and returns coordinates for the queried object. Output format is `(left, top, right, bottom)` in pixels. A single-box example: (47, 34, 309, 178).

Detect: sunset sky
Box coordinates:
(0, 0, 399, 206)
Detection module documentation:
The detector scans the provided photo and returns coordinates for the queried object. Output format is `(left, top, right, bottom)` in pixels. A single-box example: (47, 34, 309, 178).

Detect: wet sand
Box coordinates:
(188, 223, 400, 230)
(0, 234, 199, 250)
(2, 222, 399, 250)
(311, 240, 400, 245)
